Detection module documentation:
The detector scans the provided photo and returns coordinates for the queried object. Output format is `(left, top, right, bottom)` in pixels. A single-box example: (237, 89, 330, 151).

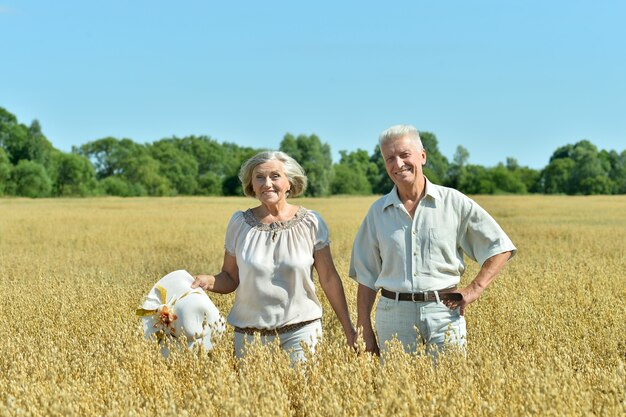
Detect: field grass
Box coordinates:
(1, 195, 624, 416)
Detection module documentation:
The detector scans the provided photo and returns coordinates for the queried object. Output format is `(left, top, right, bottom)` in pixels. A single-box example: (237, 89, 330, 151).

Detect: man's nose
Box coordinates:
(391, 156, 402, 168)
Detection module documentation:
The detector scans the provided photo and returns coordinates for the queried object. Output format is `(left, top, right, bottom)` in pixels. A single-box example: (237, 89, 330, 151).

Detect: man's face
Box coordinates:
(381, 135, 427, 188)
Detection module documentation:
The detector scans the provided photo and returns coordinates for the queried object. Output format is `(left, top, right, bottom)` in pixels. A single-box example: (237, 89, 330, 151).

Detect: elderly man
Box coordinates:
(350, 124, 516, 356)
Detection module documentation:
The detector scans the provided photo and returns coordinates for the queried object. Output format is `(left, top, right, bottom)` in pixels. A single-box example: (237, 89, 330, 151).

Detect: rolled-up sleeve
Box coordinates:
(460, 200, 517, 266)
(349, 208, 381, 290)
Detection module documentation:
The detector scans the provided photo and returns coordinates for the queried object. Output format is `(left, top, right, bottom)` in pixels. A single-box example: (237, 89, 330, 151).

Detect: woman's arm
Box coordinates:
(191, 252, 239, 294)
(314, 246, 356, 347)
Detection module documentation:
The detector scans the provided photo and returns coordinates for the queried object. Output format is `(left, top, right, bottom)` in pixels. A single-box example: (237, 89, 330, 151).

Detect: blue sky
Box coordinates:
(1, 1, 624, 169)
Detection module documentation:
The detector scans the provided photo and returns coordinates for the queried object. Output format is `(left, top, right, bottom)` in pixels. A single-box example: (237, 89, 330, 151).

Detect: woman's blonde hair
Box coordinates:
(238, 151, 308, 198)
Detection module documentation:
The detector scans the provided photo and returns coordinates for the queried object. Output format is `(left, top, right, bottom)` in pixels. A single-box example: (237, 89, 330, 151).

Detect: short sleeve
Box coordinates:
(459, 199, 517, 266)
(224, 211, 245, 256)
(349, 206, 381, 290)
(311, 211, 330, 251)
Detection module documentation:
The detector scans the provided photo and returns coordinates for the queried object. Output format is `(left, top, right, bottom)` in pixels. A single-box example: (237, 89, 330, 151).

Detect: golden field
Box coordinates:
(1, 195, 624, 417)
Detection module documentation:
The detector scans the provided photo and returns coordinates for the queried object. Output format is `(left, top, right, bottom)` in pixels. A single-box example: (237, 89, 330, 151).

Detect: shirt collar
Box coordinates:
(383, 176, 441, 209)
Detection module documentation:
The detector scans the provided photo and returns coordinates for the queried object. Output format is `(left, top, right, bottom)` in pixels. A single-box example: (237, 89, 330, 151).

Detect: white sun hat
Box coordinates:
(137, 270, 225, 356)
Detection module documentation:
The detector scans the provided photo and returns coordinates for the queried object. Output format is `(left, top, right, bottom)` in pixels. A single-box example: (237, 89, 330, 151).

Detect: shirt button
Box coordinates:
(413, 272, 417, 277)
(413, 251, 417, 256)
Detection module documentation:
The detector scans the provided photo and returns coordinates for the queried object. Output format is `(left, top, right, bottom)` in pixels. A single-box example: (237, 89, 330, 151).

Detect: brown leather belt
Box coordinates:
(381, 288, 463, 302)
(234, 318, 320, 336)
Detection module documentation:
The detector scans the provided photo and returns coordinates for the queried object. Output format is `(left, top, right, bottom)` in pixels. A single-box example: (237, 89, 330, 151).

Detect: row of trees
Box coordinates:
(1, 106, 625, 198)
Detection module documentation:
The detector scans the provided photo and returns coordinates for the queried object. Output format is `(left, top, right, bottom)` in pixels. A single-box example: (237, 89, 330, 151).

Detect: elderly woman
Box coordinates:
(192, 150, 356, 362)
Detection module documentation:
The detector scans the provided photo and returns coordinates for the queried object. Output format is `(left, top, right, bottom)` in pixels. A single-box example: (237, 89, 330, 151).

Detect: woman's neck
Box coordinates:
(253, 202, 299, 223)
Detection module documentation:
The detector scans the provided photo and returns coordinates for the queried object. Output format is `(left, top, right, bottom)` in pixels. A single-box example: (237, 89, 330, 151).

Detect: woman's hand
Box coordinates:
(191, 274, 212, 290)
(190, 254, 239, 294)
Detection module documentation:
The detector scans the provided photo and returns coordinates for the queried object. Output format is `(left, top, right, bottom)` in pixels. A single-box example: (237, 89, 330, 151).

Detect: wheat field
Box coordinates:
(1, 195, 624, 416)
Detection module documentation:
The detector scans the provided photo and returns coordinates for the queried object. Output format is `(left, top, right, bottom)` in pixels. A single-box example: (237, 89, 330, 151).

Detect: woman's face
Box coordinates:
(251, 160, 291, 205)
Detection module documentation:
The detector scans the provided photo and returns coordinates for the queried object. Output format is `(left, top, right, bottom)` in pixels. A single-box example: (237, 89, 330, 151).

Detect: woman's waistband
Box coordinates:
(233, 318, 320, 336)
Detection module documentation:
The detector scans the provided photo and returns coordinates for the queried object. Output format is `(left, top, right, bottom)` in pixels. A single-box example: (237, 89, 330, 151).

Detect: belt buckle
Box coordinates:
(412, 291, 426, 302)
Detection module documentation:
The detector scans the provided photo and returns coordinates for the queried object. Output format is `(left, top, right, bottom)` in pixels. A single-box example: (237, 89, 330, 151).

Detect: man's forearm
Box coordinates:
(471, 251, 513, 291)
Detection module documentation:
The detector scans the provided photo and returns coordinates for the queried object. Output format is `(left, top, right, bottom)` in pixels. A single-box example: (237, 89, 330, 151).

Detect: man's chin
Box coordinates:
(392, 173, 415, 184)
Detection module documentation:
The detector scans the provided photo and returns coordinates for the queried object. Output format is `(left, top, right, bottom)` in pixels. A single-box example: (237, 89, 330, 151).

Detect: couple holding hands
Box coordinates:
(144, 124, 516, 363)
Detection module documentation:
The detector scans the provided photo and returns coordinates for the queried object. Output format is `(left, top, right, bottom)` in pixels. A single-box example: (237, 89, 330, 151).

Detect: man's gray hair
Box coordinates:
(379, 124, 423, 151)
(239, 151, 308, 198)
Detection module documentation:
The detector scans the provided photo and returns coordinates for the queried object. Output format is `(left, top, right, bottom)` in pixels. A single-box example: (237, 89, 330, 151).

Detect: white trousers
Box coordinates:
(376, 297, 466, 358)
(233, 319, 322, 363)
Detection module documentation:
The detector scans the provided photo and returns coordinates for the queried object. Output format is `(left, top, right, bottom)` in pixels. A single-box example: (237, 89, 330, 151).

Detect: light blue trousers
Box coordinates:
(234, 319, 322, 363)
(376, 296, 466, 357)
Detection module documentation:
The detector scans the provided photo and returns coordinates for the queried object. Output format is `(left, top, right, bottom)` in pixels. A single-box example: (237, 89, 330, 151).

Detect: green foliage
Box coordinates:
(446, 145, 470, 190)
(490, 164, 527, 194)
(447, 154, 539, 195)
(0, 147, 11, 196)
(0, 108, 24, 158)
(168, 136, 226, 175)
(78, 138, 170, 196)
(124, 152, 171, 196)
(1, 117, 54, 170)
(76, 137, 122, 179)
(197, 172, 223, 196)
(368, 146, 394, 194)
(100, 176, 134, 197)
(220, 142, 260, 196)
(459, 164, 494, 194)
(280, 134, 333, 197)
(540, 140, 618, 195)
(514, 166, 542, 193)
(420, 131, 449, 184)
(150, 140, 199, 195)
(11, 160, 52, 198)
(541, 158, 575, 194)
(579, 175, 613, 195)
(604, 150, 626, 193)
(54, 152, 99, 196)
(331, 149, 375, 195)
(568, 141, 612, 195)
(1, 105, 625, 197)
(153, 136, 257, 195)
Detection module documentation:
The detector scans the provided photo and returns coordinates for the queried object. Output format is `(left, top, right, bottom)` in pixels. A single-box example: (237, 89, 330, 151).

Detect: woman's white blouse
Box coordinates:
(224, 207, 330, 329)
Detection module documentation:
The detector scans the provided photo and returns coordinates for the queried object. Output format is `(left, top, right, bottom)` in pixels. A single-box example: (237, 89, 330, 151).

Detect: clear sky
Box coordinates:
(1, 1, 624, 169)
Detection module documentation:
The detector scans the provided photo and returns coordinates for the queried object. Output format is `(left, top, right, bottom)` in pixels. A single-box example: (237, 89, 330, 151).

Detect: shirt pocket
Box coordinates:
(428, 227, 458, 265)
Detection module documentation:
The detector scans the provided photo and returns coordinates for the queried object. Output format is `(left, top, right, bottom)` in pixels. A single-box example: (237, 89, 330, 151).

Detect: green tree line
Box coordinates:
(1, 106, 624, 197)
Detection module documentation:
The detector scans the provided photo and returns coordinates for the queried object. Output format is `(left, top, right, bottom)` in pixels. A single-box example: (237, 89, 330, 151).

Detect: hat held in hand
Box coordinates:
(137, 270, 225, 355)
